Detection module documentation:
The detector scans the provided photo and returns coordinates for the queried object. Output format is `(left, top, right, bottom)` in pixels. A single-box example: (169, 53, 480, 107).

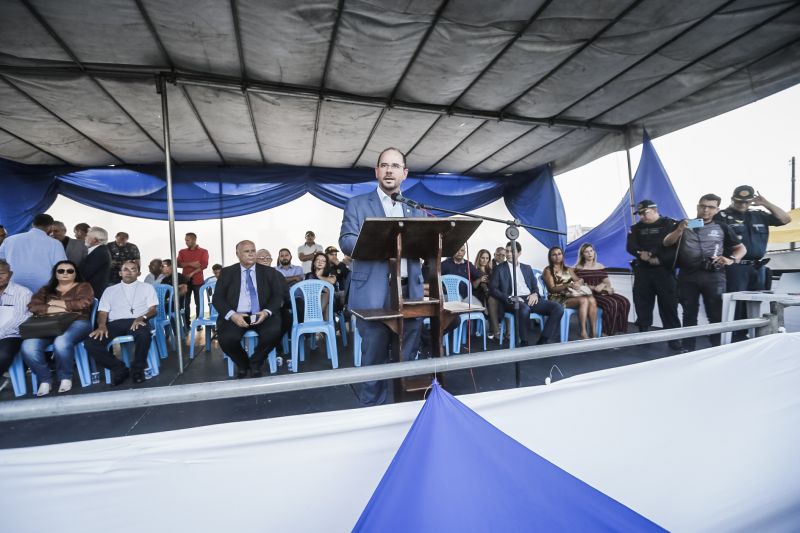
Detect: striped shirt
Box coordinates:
(0, 281, 33, 339)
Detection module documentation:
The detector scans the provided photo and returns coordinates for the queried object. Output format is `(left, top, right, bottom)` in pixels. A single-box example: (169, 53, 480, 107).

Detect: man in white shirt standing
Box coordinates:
(0, 259, 32, 382)
(85, 261, 157, 385)
(0, 213, 67, 292)
(297, 231, 323, 275)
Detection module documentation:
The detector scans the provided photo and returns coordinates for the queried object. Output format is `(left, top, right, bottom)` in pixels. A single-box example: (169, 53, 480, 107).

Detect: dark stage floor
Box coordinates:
(0, 323, 707, 449)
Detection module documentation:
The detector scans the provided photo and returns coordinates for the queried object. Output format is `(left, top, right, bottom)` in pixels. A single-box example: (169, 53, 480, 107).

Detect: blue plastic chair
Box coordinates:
(153, 284, 177, 358)
(559, 307, 603, 343)
(189, 279, 218, 359)
(222, 330, 278, 377)
(336, 309, 348, 348)
(289, 280, 338, 372)
(499, 312, 517, 349)
(441, 275, 487, 354)
(102, 330, 161, 384)
(8, 354, 28, 397)
(422, 317, 450, 357)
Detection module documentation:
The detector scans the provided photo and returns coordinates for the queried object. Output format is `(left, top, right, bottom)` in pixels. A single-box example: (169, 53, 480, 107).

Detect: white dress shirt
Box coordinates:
(98, 280, 158, 322)
(513, 264, 531, 298)
(0, 281, 32, 339)
(377, 187, 408, 278)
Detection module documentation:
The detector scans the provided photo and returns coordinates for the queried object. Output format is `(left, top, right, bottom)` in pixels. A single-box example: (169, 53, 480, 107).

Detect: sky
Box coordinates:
(47, 84, 800, 274)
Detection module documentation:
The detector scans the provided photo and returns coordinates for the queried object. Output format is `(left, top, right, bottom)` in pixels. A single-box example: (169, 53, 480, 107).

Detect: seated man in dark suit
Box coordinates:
(212, 240, 285, 378)
(80, 226, 112, 299)
(489, 241, 563, 346)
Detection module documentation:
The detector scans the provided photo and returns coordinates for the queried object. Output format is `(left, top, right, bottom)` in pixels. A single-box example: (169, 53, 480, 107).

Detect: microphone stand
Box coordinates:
(395, 196, 566, 388)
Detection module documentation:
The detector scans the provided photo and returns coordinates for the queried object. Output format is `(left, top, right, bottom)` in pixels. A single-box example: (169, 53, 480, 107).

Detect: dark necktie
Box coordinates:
(245, 269, 260, 315)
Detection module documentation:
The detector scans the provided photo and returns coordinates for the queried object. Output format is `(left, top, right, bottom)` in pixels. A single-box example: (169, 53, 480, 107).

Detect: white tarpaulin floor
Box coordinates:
(2, 334, 800, 532)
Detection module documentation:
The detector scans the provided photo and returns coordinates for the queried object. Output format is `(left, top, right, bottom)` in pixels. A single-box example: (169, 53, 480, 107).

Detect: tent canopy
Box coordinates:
(565, 132, 687, 268)
(1, 0, 799, 174)
(0, 157, 568, 247)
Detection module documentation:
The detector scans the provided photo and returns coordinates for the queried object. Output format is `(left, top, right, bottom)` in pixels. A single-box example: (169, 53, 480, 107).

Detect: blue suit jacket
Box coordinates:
(339, 190, 426, 310)
(489, 261, 539, 302)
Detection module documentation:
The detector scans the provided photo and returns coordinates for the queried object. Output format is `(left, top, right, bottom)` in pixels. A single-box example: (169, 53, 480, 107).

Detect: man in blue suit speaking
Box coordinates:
(339, 147, 426, 406)
(489, 241, 563, 346)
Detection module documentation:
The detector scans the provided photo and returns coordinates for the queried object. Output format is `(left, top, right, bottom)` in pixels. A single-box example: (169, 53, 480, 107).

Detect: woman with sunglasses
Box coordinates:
(21, 261, 94, 396)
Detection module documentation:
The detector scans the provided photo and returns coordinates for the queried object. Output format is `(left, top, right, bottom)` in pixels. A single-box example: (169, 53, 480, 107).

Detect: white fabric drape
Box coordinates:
(2, 333, 800, 532)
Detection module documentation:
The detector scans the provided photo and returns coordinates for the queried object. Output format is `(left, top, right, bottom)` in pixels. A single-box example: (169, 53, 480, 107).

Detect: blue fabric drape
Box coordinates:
(564, 132, 687, 268)
(0, 159, 566, 248)
(355, 380, 665, 531)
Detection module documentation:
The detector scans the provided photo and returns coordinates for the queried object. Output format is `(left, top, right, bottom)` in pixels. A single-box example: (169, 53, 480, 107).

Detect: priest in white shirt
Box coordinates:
(85, 261, 157, 385)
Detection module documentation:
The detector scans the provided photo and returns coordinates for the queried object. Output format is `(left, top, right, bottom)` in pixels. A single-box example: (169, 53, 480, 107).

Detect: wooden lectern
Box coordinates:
(350, 217, 482, 398)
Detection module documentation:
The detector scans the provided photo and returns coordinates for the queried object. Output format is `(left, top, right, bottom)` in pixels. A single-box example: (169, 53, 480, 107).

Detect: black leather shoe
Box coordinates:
(236, 368, 248, 379)
(519, 340, 530, 347)
(111, 368, 130, 386)
(250, 363, 264, 378)
(535, 336, 549, 346)
(132, 371, 145, 384)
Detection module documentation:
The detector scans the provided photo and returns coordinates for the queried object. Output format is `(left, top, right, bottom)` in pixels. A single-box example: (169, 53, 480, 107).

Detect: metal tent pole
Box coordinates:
(791, 156, 796, 251)
(158, 75, 185, 374)
(219, 178, 225, 265)
(625, 128, 636, 226)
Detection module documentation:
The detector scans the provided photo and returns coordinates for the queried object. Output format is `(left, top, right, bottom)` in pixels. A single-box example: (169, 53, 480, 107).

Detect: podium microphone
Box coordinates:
(390, 192, 421, 209)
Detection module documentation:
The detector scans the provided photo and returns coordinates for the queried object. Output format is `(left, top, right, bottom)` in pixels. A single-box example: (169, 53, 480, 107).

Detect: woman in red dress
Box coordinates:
(573, 243, 631, 335)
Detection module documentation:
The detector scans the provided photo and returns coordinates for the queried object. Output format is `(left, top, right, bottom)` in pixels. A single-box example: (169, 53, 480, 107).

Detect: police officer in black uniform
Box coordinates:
(664, 194, 746, 351)
(626, 199, 682, 350)
(714, 185, 791, 341)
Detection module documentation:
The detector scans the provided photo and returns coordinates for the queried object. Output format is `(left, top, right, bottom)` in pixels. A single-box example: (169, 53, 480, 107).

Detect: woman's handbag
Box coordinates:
(566, 284, 593, 298)
(18, 313, 81, 339)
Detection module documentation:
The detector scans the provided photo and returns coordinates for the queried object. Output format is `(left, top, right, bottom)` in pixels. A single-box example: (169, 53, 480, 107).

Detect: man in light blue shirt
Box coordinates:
(0, 214, 67, 293)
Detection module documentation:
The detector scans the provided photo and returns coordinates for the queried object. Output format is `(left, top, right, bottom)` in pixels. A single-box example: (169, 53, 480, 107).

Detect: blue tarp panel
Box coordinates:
(354, 381, 665, 532)
(0, 158, 566, 249)
(564, 132, 687, 269)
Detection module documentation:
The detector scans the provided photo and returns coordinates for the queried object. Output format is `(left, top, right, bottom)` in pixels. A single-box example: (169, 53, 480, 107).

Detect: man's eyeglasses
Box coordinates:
(56, 268, 75, 274)
(697, 204, 718, 210)
(378, 163, 404, 170)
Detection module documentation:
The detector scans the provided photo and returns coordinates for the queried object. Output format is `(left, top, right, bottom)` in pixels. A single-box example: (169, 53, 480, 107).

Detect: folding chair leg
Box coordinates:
(9, 354, 27, 397)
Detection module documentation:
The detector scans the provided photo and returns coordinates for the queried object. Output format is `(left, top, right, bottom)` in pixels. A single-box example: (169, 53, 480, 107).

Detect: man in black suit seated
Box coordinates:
(212, 240, 286, 378)
(80, 226, 112, 299)
(489, 241, 563, 346)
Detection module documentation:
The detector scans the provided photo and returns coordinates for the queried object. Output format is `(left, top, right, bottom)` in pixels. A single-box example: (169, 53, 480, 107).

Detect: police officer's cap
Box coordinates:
(732, 185, 755, 202)
(635, 199, 657, 213)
